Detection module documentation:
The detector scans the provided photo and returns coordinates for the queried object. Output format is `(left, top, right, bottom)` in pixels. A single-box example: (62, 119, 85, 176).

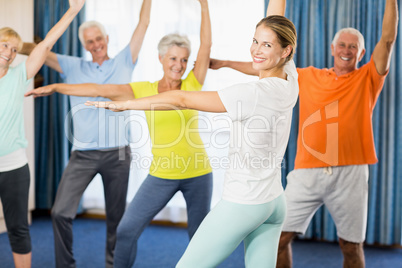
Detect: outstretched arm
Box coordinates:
(20, 42, 62, 73)
(25, 0, 85, 79)
(372, 0, 398, 75)
(192, 0, 212, 84)
(209, 58, 258, 76)
(128, 0, 152, 64)
(86, 90, 226, 113)
(24, 83, 134, 101)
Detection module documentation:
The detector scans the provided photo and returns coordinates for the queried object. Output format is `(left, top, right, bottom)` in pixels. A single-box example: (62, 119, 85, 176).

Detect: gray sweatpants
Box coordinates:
(51, 146, 131, 268)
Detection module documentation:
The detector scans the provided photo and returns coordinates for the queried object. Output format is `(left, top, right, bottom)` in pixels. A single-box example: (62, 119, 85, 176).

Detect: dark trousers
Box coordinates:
(51, 147, 131, 268)
(0, 164, 31, 254)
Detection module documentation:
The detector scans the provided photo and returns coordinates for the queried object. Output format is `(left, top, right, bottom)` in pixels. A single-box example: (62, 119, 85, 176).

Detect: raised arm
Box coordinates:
(208, 0, 286, 77)
(20, 43, 62, 73)
(128, 0, 152, 64)
(266, 0, 286, 16)
(25, 0, 85, 79)
(192, 0, 212, 84)
(372, 0, 398, 75)
(86, 90, 226, 113)
(24, 82, 134, 101)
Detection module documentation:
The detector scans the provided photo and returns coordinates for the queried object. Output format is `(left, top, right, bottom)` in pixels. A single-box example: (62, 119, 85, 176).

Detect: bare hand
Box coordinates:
(198, 0, 209, 9)
(209, 58, 225, 70)
(85, 101, 127, 112)
(69, 0, 85, 12)
(24, 84, 56, 98)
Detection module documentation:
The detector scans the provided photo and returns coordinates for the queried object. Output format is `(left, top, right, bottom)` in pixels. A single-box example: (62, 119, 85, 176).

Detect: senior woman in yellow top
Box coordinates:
(25, 0, 212, 266)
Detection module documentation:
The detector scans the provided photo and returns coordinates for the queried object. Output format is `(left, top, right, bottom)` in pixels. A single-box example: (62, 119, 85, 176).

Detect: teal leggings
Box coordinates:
(176, 193, 286, 268)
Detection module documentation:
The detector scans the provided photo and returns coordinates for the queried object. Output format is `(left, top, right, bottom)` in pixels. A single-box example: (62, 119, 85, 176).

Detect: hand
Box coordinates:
(69, 0, 85, 12)
(209, 58, 225, 70)
(85, 101, 128, 112)
(24, 84, 56, 98)
(198, 0, 209, 9)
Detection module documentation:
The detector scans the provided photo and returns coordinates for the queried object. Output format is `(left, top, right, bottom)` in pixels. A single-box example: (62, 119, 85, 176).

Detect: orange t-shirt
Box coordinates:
(294, 56, 387, 169)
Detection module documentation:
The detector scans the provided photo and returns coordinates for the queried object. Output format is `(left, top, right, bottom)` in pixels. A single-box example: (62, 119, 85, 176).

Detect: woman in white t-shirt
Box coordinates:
(0, 1, 84, 267)
(85, 0, 298, 266)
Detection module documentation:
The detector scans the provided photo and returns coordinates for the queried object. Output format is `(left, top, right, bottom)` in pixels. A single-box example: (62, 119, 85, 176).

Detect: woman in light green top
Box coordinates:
(25, 0, 213, 266)
(0, 1, 84, 267)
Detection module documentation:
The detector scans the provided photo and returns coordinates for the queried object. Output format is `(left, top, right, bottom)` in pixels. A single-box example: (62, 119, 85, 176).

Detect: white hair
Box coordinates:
(78, 21, 107, 46)
(157, 33, 191, 57)
(332, 27, 365, 53)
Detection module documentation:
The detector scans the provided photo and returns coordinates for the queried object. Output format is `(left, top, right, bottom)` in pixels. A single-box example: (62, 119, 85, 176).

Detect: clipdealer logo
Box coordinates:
(301, 101, 339, 166)
(64, 104, 133, 148)
(64, 101, 290, 162)
(131, 101, 287, 150)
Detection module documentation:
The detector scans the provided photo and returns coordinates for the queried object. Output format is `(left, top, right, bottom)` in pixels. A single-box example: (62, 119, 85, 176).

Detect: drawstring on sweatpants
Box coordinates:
(323, 166, 333, 175)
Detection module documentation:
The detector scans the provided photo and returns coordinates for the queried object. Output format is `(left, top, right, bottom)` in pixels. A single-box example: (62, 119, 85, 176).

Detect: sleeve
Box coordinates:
(18, 61, 33, 93)
(183, 70, 202, 92)
(296, 66, 316, 95)
(130, 81, 151, 98)
(217, 82, 258, 121)
(56, 54, 82, 80)
(296, 67, 309, 81)
(284, 60, 298, 81)
(115, 45, 137, 70)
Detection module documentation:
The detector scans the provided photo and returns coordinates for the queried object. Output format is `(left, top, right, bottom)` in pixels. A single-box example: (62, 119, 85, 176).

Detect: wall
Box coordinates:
(0, 0, 35, 233)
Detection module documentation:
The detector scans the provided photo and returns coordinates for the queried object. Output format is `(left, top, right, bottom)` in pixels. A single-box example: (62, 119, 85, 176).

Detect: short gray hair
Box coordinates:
(332, 28, 365, 53)
(157, 34, 191, 58)
(78, 21, 107, 46)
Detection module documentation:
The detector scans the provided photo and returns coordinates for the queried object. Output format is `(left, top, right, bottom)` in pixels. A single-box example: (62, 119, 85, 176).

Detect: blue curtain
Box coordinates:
(264, 0, 402, 246)
(33, 0, 85, 209)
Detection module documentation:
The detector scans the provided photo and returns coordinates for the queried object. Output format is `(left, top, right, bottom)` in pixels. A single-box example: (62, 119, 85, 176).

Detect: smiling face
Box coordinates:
(331, 32, 365, 76)
(83, 26, 109, 63)
(250, 25, 290, 78)
(159, 45, 189, 81)
(0, 37, 19, 69)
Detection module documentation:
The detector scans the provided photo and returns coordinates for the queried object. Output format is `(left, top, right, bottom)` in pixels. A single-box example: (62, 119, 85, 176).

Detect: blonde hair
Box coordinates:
(256, 15, 297, 62)
(0, 27, 23, 51)
(157, 34, 191, 58)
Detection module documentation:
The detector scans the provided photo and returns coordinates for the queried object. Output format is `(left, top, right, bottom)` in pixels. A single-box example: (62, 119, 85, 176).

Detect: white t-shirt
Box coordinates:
(0, 61, 30, 172)
(0, 148, 27, 172)
(217, 60, 299, 204)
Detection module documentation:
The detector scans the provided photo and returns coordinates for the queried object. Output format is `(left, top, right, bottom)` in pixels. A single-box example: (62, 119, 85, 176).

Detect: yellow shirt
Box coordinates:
(130, 71, 212, 179)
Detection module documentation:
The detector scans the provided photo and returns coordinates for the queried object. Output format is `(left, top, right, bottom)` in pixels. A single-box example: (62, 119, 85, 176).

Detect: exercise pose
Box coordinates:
(208, 0, 399, 267)
(85, 0, 297, 266)
(25, 0, 213, 267)
(0, 1, 84, 267)
(21, 0, 152, 267)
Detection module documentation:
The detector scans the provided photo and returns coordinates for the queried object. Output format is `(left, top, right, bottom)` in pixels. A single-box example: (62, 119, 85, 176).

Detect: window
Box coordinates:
(82, 0, 265, 221)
